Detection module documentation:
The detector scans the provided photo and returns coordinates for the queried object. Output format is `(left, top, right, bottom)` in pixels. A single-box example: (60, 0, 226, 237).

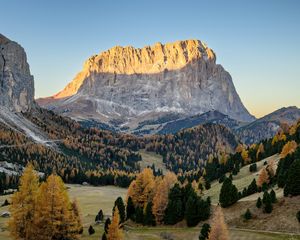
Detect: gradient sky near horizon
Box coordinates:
(1, 0, 300, 118)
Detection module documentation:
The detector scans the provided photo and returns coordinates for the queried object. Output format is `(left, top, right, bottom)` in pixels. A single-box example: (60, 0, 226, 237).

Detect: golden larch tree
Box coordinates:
(280, 140, 298, 159)
(107, 207, 123, 240)
(9, 163, 39, 240)
(152, 172, 177, 224)
(127, 168, 155, 208)
(34, 174, 81, 240)
(208, 206, 229, 240)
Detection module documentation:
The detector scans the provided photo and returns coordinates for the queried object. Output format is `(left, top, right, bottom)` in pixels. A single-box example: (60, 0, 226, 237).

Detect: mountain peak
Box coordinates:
(38, 39, 254, 132)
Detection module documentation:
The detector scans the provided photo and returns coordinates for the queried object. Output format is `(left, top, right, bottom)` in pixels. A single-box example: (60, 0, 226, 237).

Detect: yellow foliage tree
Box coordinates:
(9, 163, 39, 240)
(208, 206, 229, 240)
(152, 172, 177, 224)
(107, 207, 123, 240)
(127, 168, 155, 208)
(256, 143, 265, 160)
(34, 174, 81, 240)
(241, 149, 250, 164)
(280, 140, 298, 159)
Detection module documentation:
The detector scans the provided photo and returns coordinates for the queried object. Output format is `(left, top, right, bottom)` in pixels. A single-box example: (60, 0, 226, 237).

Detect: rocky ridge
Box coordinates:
(38, 39, 255, 133)
(0, 34, 35, 112)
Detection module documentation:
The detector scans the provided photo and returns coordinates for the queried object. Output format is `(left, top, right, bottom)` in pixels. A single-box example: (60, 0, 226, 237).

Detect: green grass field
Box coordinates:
(1, 184, 299, 240)
(138, 150, 167, 173)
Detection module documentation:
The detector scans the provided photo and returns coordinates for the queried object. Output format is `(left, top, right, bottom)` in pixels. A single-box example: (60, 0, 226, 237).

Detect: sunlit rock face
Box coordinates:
(38, 40, 254, 132)
(0, 34, 35, 112)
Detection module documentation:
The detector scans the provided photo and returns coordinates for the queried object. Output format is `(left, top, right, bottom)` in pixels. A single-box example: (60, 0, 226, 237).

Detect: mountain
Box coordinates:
(236, 106, 300, 144)
(37, 40, 255, 133)
(0, 34, 241, 190)
(0, 34, 35, 112)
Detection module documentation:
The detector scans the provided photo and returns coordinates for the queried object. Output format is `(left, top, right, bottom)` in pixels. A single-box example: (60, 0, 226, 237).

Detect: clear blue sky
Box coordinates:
(1, 0, 300, 117)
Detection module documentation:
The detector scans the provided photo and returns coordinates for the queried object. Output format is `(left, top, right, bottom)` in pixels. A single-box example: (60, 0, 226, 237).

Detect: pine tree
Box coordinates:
(107, 207, 123, 240)
(9, 163, 39, 240)
(219, 178, 238, 208)
(126, 197, 135, 220)
(244, 209, 252, 220)
(164, 184, 183, 225)
(199, 223, 211, 240)
(104, 218, 111, 233)
(114, 197, 126, 223)
(96, 209, 104, 222)
(284, 159, 300, 196)
(256, 197, 262, 208)
(263, 191, 273, 213)
(208, 207, 229, 240)
(144, 202, 156, 226)
(88, 225, 95, 235)
(270, 189, 277, 203)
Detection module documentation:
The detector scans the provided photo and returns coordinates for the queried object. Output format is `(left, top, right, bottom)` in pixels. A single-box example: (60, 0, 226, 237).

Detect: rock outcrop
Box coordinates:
(0, 34, 35, 112)
(38, 40, 255, 133)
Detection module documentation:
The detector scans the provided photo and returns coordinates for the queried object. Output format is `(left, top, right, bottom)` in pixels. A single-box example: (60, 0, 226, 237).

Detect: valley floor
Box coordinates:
(0, 184, 299, 240)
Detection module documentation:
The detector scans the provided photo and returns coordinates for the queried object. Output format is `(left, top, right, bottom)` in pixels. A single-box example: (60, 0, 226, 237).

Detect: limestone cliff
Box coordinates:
(0, 34, 35, 112)
(38, 39, 254, 133)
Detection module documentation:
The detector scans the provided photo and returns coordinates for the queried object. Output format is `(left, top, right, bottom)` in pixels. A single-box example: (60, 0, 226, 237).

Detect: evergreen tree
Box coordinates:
(270, 189, 277, 203)
(247, 179, 258, 195)
(199, 223, 210, 240)
(244, 209, 252, 220)
(185, 193, 200, 227)
(164, 183, 184, 225)
(256, 197, 262, 208)
(96, 209, 104, 222)
(135, 207, 144, 224)
(104, 218, 111, 234)
(144, 202, 156, 226)
(263, 192, 273, 213)
(284, 159, 300, 196)
(219, 178, 238, 208)
(297, 211, 300, 222)
(114, 197, 126, 223)
(126, 197, 135, 220)
(107, 207, 123, 240)
(88, 225, 95, 235)
(9, 164, 39, 240)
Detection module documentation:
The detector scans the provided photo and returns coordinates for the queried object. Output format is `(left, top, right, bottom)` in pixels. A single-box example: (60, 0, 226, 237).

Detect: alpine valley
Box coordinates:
(1, 33, 300, 240)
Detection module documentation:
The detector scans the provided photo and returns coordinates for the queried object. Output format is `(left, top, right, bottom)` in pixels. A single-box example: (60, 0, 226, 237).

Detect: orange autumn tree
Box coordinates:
(127, 168, 155, 208)
(208, 206, 229, 240)
(34, 174, 82, 240)
(152, 172, 177, 224)
(107, 207, 123, 240)
(9, 163, 39, 240)
(257, 167, 270, 188)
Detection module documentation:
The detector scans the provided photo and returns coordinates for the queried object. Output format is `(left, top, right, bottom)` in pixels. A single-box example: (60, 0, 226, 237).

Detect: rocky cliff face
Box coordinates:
(38, 40, 254, 133)
(0, 34, 35, 112)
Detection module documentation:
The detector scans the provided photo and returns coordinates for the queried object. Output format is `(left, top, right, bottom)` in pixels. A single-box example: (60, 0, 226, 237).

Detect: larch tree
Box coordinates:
(152, 172, 177, 224)
(34, 174, 81, 240)
(9, 163, 39, 240)
(208, 207, 229, 240)
(280, 141, 298, 159)
(107, 207, 123, 240)
(257, 167, 270, 188)
(127, 168, 155, 209)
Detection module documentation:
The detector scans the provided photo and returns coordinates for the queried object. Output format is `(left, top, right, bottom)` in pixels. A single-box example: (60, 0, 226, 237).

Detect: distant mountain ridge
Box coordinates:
(37, 39, 255, 133)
